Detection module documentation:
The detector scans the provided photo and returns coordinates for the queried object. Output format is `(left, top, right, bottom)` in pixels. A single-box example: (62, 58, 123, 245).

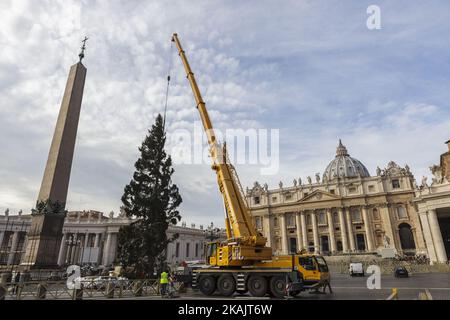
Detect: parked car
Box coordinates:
(349, 263, 365, 276)
(394, 266, 409, 278)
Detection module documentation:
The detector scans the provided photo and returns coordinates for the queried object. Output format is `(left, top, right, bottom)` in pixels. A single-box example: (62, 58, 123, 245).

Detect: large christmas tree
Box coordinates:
(118, 114, 182, 277)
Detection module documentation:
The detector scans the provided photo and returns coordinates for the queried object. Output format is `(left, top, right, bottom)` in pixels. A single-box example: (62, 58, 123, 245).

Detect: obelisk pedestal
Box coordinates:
(21, 61, 87, 269)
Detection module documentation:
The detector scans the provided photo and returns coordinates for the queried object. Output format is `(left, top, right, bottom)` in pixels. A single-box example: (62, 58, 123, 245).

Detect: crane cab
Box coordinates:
(296, 254, 330, 288)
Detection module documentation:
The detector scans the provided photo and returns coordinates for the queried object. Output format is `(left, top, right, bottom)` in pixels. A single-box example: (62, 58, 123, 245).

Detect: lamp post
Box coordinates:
(65, 233, 81, 265)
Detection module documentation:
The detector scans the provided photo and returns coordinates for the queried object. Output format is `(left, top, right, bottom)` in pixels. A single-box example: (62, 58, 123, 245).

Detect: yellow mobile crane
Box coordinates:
(172, 33, 330, 298)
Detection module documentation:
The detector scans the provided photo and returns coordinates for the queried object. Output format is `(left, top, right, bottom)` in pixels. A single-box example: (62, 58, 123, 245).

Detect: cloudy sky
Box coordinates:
(1, 0, 450, 227)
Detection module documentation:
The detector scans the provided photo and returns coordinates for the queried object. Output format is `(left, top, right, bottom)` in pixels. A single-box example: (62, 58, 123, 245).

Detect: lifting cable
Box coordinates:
(162, 40, 174, 131)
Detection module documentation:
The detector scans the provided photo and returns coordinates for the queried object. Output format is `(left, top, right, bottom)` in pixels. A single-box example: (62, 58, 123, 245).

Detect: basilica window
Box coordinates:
(348, 187, 357, 194)
(272, 196, 278, 203)
(286, 213, 296, 228)
(333, 212, 339, 224)
(351, 209, 362, 222)
(368, 185, 375, 192)
(285, 194, 293, 201)
(273, 217, 279, 228)
(330, 189, 335, 194)
(392, 179, 400, 189)
(397, 206, 408, 219)
(255, 217, 263, 230)
(254, 196, 261, 205)
(318, 212, 327, 225)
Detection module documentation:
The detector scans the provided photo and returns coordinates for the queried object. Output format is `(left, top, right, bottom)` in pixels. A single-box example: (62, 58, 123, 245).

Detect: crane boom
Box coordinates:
(172, 33, 268, 249)
(171, 35, 331, 298)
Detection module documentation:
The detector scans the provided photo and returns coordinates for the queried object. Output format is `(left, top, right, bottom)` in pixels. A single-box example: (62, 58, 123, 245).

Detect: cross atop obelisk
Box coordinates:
(78, 36, 89, 63)
(21, 41, 88, 270)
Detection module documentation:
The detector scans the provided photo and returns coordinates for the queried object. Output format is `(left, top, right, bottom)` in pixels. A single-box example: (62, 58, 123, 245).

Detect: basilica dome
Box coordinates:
(323, 140, 370, 181)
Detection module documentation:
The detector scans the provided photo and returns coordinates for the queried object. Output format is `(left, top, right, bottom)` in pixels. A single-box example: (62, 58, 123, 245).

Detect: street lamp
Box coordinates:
(65, 233, 81, 265)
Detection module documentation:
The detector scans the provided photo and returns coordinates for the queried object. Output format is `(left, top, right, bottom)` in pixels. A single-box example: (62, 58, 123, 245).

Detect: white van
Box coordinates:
(349, 263, 365, 276)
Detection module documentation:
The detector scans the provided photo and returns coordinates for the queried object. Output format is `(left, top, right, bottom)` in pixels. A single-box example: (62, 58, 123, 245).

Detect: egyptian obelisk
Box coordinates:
(21, 39, 88, 269)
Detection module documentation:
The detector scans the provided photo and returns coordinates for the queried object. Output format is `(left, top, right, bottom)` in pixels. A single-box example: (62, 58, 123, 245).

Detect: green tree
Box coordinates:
(118, 114, 182, 277)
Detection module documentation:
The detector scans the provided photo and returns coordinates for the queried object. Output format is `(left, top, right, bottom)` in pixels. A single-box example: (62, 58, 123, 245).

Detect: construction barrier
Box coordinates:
(0, 278, 162, 300)
(386, 288, 398, 300)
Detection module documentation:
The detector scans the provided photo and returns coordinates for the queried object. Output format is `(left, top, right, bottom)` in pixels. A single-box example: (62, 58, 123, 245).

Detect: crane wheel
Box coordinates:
(198, 275, 216, 296)
(247, 275, 268, 297)
(269, 276, 287, 299)
(218, 274, 236, 297)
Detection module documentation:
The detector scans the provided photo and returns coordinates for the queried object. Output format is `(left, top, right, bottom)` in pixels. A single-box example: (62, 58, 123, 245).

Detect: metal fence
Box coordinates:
(0, 278, 185, 300)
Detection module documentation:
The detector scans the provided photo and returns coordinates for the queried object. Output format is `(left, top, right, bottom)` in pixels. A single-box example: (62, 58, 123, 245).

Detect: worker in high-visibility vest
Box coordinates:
(160, 270, 169, 297)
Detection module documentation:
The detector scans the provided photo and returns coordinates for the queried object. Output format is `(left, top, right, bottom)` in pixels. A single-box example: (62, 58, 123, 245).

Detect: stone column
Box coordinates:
(7, 232, 20, 265)
(263, 215, 272, 247)
(362, 206, 374, 252)
(428, 209, 448, 263)
(311, 211, 320, 254)
(102, 232, 112, 266)
(345, 208, 356, 252)
(419, 212, 437, 263)
(295, 212, 302, 251)
(300, 212, 308, 250)
(57, 233, 68, 266)
(326, 209, 336, 253)
(380, 204, 395, 249)
(0, 231, 4, 249)
(109, 233, 118, 263)
(338, 208, 349, 253)
(279, 214, 288, 254)
(84, 233, 90, 247)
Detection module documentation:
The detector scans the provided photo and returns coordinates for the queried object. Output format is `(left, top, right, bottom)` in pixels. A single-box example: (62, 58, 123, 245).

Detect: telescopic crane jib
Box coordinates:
(171, 33, 273, 266)
(171, 33, 331, 298)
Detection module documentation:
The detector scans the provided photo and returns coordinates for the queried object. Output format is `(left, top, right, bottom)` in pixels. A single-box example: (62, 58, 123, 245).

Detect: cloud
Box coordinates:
(1, 1, 450, 227)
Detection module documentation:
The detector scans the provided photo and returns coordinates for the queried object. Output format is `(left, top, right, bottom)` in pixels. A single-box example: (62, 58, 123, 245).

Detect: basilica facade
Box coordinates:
(247, 140, 428, 258)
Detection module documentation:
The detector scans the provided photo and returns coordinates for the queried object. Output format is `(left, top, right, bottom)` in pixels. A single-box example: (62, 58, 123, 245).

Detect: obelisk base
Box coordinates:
(21, 212, 66, 270)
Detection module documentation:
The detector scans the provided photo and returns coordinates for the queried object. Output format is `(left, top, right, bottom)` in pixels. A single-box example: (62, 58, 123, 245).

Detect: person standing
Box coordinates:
(160, 270, 169, 297)
(13, 272, 21, 295)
